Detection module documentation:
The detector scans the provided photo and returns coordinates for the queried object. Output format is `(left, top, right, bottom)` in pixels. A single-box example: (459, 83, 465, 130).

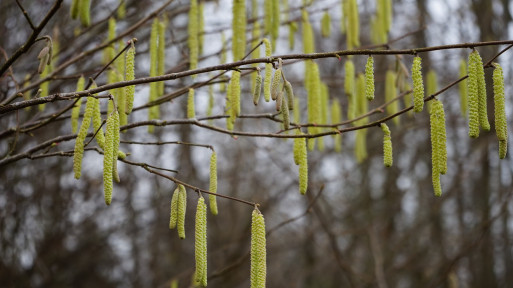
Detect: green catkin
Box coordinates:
(158, 19, 166, 96)
(73, 95, 96, 179)
(207, 83, 214, 121)
(125, 41, 136, 114)
(71, 76, 85, 133)
(195, 196, 208, 287)
(187, 88, 196, 119)
(275, 90, 283, 112)
(365, 56, 375, 101)
(473, 50, 490, 131)
(169, 187, 179, 229)
(282, 96, 290, 130)
(345, 60, 356, 121)
(188, 0, 199, 73)
(92, 97, 106, 150)
(253, 73, 262, 105)
(426, 69, 438, 112)
(103, 110, 117, 205)
(493, 63, 508, 159)
(198, 1, 205, 55)
(293, 130, 301, 165)
(71, 0, 79, 19)
(307, 62, 321, 151)
(177, 184, 187, 239)
(209, 152, 218, 215)
(412, 56, 425, 112)
(331, 99, 342, 152)
(264, 0, 272, 35)
(38, 63, 50, 111)
(435, 100, 447, 174)
(302, 10, 315, 54)
(148, 19, 159, 132)
(117, 0, 126, 19)
(293, 98, 301, 124)
(226, 80, 234, 131)
(251, 208, 267, 288)
(355, 74, 368, 162)
(468, 52, 480, 138)
(385, 70, 400, 125)
(284, 80, 294, 110)
(345, 0, 360, 49)
(430, 100, 447, 196)
(232, 71, 241, 116)
(104, 17, 116, 65)
(381, 123, 393, 167)
(79, 0, 91, 27)
(271, 0, 280, 51)
(232, 0, 246, 61)
(271, 68, 282, 101)
(219, 32, 227, 92)
(318, 83, 329, 152)
(251, 22, 261, 92)
(321, 11, 331, 38)
(263, 39, 272, 102)
(289, 22, 297, 50)
(459, 59, 468, 117)
(111, 109, 121, 183)
(297, 132, 308, 195)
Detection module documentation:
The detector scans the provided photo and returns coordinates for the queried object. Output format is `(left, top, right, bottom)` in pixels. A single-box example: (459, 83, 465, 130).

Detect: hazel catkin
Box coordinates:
(209, 151, 218, 215)
(73, 95, 96, 179)
(169, 187, 179, 229)
(381, 123, 393, 167)
(263, 39, 272, 102)
(103, 110, 118, 205)
(125, 40, 136, 114)
(412, 56, 425, 112)
(493, 63, 508, 159)
(194, 196, 208, 287)
(71, 76, 85, 134)
(365, 56, 375, 101)
(177, 184, 187, 239)
(251, 208, 267, 288)
(468, 51, 480, 138)
(253, 72, 262, 106)
(187, 88, 196, 119)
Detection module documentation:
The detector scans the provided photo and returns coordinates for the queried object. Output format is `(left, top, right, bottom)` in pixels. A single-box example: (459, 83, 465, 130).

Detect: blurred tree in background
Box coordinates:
(1, 0, 512, 287)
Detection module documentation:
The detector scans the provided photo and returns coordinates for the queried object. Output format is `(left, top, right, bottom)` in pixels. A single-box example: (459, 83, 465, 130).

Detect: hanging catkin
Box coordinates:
(263, 39, 272, 102)
(188, 0, 199, 72)
(459, 59, 468, 118)
(251, 208, 267, 288)
(281, 96, 290, 130)
(209, 151, 218, 215)
(365, 56, 375, 101)
(430, 100, 447, 196)
(321, 11, 331, 38)
(231, 71, 241, 116)
(298, 132, 308, 195)
(271, 0, 279, 51)
(493, 63, 508, 159)
(198, 1, 205, 56)
(125, 41, 136, 114)
(331, 99, 342, 152)
(385, 70, 400, 125)
(412, 56, 425, 112)
(264, 0, 272, 35)
(71, 76, 85, 134)
(79, 0, 91, 27)
(467, 51, 480, 138)
(169, 187, 179, 229)
(345, 60, 356, 121)
(177, 184, 187, 239)
(253, 72, 262, 105)
(103, 110, 118, 205)
(232, 0, 246, 61)
(381, 123, 393, 167)
(73, 95, 96, 179)
(251, 22, 261, 93)
(148, 19, 160, 132)
(472, 50, 490, 131)
(307, 62, 321, 151)
(71, 0, 79, 19)
(194, 196, 208, 287)
(271, 67, 282, 101)
(157, 18, 166, 96)
(92, 97, 106, 150)
(187, 88, 196, 119)
(111, 108, 121, 183)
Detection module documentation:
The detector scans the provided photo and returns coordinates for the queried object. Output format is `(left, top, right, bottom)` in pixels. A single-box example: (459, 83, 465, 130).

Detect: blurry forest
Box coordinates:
(1, 0, 513, 287)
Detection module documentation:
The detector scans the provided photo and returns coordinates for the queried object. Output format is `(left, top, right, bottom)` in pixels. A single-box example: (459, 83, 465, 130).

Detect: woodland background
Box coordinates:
(1, 0, 513, 287)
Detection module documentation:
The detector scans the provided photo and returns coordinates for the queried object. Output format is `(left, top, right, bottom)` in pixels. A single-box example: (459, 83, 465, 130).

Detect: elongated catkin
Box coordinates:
(103, 110, 117, 205)
(187, 88, 196, 119)
(188, 0, 199, 72)
(473, 50, 490, 131)
(251, 208, 267, 288)
(73, 95, 96, 179)
(468, 51, 480, 138)
(253, 72, 262, 105)
(381, 123, 393, 167)
(177, 184, 187, 239)
(71, 76, 85, 134)
(263, 39, 272, 102)
(365, 56, 375, 101)
(493, 63, 508, 159)
(209, 152, 218, 215)
(125, 41, 136, 114)
(169, 187, 179, 229)
(412, 56, 424, 112)
(194, 196, 207, 287)
(459, 59, 468, 117)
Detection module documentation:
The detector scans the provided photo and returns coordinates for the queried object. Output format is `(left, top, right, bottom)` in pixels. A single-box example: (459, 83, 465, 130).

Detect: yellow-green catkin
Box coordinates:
(284, 80, 294, 110)
(209, 152, 218, 215)
(187, 88, 196, 119)
(158, 18, 166, 96)
(232, 0, 246, 61)
(71, 0, 79, 19)
(38, 62, 50, 111)
(385, 70, 399, 125)
(253, 72, 262, 105)
(271, 68, 282, 101)
(293, 98, 301, 124)
(289, 22, 297, 50)
(177, 184, 187, 239)
(225, 80, 234, 131)
(188, 0, 199, 73)
(493, 63, 508, 159)
(148, 19, 159, 132)
(271, 0, 280, 51)
(345, 0, 360, 49)
(317, 83, 329, 151)
(297, 132, 308, 195)
(425, 69, 438, 112)
(169, 187, 179, 229)
(263, 39, 272, 102)
(117, 0, 126, 19)
(71, 76, 85, 133)
(473, 50, 490, 131)
(365, 56, 375, 101)
(302, 10, 315, 54)
(92, 97, 106, 150)
(459, 59, 468, 118)
(264, 0, 272, 36)
(251, 21, 261, 93)
(219, 32, 227, 92)
(331, 99, 342, 152)
(345, 60, 356, 121)
(125, 41, 136, 114)
(103, 110, 118, 205)
(468, 52, 480, 138)
(231, 71, 241, 117)
(282, 96, 290, 130)
(412, 56, 425, 112)
(307, 62, 321, 151)
(103, 17, 116, 65)
(198, 1, 205, 56)
(251, 208, 267, 288)
(80, 0, 91, 27)
(73, 95, 96, 179)
(430, 100, 447, 196)
(381, 123, 393, 167)
(321, 11, 331, 38)
(207, 83, 214, 122)
(194, 196, 208, 287)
